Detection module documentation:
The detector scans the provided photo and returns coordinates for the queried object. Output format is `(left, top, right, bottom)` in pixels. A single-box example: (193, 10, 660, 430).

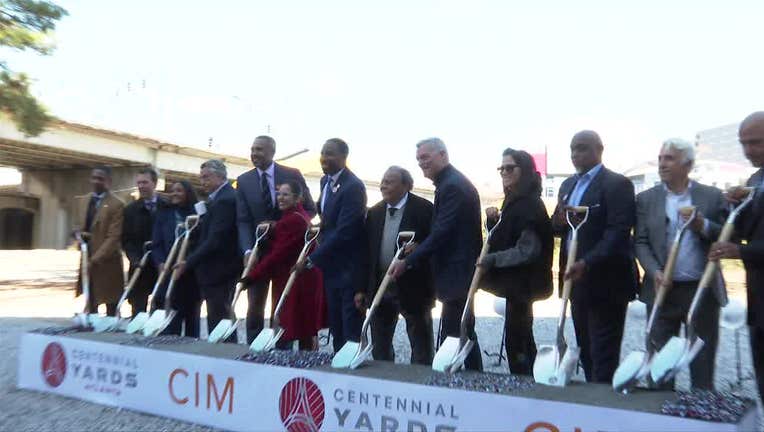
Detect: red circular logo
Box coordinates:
(41, 342, 67, 388)
(279, 377, 325, 432)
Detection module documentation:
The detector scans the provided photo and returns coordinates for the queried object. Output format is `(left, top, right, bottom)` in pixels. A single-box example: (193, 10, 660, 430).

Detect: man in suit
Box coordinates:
(122, 167, 165, 317)
(356, 166, 435, 365)
(635, 138, 727, 389)
(551, 130, 637, 383)
(236, 135, 315, 343)
(710, 111, 764, 402)
(295, 138, 367, 352)
(176, 159, 242, 338)
(390, 137, 484, 371)
(77, 166, 125, 316)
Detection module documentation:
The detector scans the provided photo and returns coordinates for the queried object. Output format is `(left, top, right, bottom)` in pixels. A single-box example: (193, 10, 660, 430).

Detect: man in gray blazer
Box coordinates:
(635, 138, 727, 389)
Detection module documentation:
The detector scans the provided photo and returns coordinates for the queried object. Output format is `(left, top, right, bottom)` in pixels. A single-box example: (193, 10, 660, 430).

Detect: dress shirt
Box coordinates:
(256, 163, 277, 205)
(664, 182, 706, 282)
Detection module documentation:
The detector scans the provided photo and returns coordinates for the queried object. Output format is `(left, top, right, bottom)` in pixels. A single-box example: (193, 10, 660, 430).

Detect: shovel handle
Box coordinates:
(271, 226, 320, 327)
(78, 237, 91, 314)
(165, 218, 197, 309)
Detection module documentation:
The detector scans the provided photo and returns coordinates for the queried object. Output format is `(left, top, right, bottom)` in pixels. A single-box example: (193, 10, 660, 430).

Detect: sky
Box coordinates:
(4, 0, 764, 193)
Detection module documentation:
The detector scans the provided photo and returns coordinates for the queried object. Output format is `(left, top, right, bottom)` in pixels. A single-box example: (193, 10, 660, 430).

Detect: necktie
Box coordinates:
(145, 200, 156, 213)
(388, 207, 398, 217)
(321, 177, 333, 212)
(85, 195, 98, 231)
(261, 172, 273, 218)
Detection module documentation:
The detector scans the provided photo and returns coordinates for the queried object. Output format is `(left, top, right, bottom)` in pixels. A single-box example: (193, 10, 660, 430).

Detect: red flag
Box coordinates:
(531, 150, 547, 177)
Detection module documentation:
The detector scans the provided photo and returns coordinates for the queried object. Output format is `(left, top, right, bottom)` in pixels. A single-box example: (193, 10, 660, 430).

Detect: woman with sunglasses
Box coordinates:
(478, 148, 554, 375)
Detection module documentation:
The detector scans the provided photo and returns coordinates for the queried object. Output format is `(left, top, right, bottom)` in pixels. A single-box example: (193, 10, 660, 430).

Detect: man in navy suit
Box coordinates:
(390, 137, 484, 371)
(176, 159, 242, 340)
(295, 138, 367, 352)
(236, 135, 315, 343)
(551, 130, 637, 383)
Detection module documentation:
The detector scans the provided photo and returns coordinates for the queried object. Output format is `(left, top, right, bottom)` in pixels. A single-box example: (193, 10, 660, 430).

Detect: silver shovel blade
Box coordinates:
(533, 345, 560, 385)
(678, 338, 705, 370)
(445, 340, 475, 374)
(650, 336, 687, 384)
(92, 316, 120, 333)
(143, 310, 177, 337)
(613, 351, 646, 392)
(126, 312, 150, 334)
(331, 341, 361, 368)
(73, 313, 91, 328)
(556, 346, 580, 386)
(349, 344, 373, 370)
(208, 319, 235, 343)
(250, 328, 284, 353)
(432, 336, 461, 372)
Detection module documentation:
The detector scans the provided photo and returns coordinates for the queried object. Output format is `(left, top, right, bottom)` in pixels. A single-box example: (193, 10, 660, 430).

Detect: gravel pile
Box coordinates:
(424, 371, 535, 393)
(661, 390, 753, 423)
(118, 335, 198, 347)
(31, 325, 93, 335)
(237, 350, 334, 369)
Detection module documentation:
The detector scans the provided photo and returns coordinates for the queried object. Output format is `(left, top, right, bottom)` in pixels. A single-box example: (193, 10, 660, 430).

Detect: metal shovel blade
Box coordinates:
(557, 346, 580, 386)
(92, 316, 120, 333)
(208, 319, 236, 344)
(249, 327, 285, 353)
(331, 341, 361, 368)
(678, 338, 706, 371)
(126, 312, 150, 334)
(73, 313, 91, 328)
(613, 351, 647, 392)
(432, 336, 461, 372)
(349, 344, 373, 370)
(445, 339, 474, 374)
(650, 336, 687, 384)
(141, 309, 177, 337)
(533, 345, 560, 385)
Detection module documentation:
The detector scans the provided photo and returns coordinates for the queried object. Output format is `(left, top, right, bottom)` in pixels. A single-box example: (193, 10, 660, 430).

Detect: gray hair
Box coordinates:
(416, 137, 448, 154)
(661, 138, 695, 167)
(200, 159, 227, 179)
(385, 165, 414, 190)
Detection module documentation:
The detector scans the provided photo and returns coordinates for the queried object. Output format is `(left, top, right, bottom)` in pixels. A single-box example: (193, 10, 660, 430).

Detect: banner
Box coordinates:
(19, 333, 755, 432)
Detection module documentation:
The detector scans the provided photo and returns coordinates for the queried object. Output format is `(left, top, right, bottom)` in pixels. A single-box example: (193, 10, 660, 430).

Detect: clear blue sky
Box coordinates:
(5, 0, 764, 192)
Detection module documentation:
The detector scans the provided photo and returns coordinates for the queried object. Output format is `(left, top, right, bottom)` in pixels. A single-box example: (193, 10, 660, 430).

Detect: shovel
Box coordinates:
(431, 216, 503, 373)
(332, 231, 417, 369)
(651, 188, 756, 384)
(612, 206, 697, 393)
(73, 231, 96, 327)
(250, 225, 321, 352)
(93, 241, 153, 332)
(126, 223, 186, 334)
(143, 215, 200, 337)
(208, 223, 271, 343)
(533, 206, 589, 387)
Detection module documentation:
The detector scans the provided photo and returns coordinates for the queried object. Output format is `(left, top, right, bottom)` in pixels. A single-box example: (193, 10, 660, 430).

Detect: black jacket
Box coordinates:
(737, 169, 764, 329)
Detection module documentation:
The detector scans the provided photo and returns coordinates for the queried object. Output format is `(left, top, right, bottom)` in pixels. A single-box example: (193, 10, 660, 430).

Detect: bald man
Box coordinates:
(551, 130, 638, 383)
(709, 111, 764, 402)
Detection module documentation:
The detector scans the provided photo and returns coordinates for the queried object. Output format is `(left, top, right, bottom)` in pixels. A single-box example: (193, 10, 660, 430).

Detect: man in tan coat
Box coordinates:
(77, 166, 125, 316)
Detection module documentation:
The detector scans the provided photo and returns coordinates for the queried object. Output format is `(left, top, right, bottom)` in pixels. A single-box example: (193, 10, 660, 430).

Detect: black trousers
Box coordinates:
(160, 286, 202, 338)
(201, 277, 237, 342)
(647, 280, 719, 390)
(439, 298, 483, 371)
(370, 299, 434, 365)
(505, 299, 536, 375)
(570, 298, 627, 383)
(127, 265, 158, 318)
(85, 296, 117, 316)
(245, 279, 269, 344)
(751, 325, 764, 404)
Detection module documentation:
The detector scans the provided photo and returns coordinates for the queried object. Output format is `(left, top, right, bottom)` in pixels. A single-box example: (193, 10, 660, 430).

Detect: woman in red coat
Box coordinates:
(247, 180, 326, 350)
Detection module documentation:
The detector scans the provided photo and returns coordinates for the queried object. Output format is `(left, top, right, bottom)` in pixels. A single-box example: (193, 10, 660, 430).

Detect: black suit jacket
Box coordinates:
(552, 166, 638, 304)
(186, 183, 243, 286)
(364, 193, 435, 313)
(737, 169, 764, 329)
(405, 164, 482, 301)
(122, 196, 166, 266)
(236, 163, 315, 253)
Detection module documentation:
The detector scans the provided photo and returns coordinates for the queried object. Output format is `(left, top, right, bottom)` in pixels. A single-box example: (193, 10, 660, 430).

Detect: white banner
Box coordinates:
(18, 333, 755, 432)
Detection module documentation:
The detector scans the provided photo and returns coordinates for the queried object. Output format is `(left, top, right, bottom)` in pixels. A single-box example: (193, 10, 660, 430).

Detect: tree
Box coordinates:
(0, 0, 67, 136)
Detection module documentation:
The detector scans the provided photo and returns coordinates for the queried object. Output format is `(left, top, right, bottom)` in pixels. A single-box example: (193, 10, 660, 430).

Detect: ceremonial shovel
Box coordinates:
(332, 231, 417, 369)
(142, 215, 200, 337)
(533, 206, 589, 387)
(92, 241, 153, 332)
(126, 222, 185, 334)
(73, 231, 94, 327)
(208, 223, 271, 343)
(250, 225, 321, 352)
(612, 206, 697, 393)
(432, 216, 503, 373)
(651, 188, 756, 384)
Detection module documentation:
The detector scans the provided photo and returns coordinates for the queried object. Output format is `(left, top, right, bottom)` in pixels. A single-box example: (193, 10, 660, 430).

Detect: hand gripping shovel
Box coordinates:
(73, 231, 95, 328)
(250, 225, 321, 352)
(613, 206, 697, 393)
(651, 188, 756, 384)
(533, 206, 589, 386)
(332, 231, 417, 369)
(93, 241, 153, 332)
(143, 215, 200, 337)
(126, 223, 186, 334)
(432, 216, 503, 373)
(208, 223, 271, 343)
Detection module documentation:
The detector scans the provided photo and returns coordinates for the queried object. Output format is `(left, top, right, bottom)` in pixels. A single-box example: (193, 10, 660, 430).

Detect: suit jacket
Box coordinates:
(76, 191, 125, 305)
(405, 164, 483, 301)
(310, 168, 367, 275)
(236, 163, 315, 253)
(635, 181, 727, 305)
(364, 193, 435, 313)
(185, 183, 243, 286)
(122, 196, 166, 266)
(552, 166, 638, 304)
(736, 169, 764, 328)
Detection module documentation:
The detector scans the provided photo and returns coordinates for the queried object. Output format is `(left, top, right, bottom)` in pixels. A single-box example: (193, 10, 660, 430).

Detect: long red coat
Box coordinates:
(248, 206, 327, 341)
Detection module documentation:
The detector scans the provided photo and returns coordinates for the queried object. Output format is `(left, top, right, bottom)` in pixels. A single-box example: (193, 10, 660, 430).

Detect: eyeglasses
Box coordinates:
(497, 164, 518, 172)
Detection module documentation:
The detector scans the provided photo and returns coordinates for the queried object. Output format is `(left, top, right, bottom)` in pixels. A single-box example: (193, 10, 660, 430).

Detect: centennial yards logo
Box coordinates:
(41, 342, 67, 388)
(279, 377, 325, 432)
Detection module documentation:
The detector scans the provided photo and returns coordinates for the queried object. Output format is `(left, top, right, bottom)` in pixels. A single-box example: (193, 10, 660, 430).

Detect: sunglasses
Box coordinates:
(497, 164, 519, 172)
